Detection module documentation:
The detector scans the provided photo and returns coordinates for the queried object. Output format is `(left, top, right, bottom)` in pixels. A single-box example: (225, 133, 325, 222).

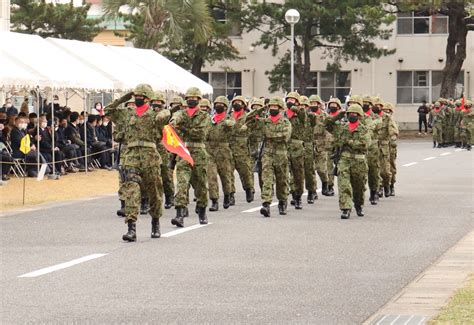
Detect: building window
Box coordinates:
(320, 71, 351, 102)
(211, 4, 241, 37)
(200, 72, 242, 98)
(397, 71, 464, 104)
(397, 12, 448, 35)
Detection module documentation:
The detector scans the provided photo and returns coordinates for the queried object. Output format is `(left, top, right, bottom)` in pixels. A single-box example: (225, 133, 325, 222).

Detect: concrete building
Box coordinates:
(0, 0, 10, 31)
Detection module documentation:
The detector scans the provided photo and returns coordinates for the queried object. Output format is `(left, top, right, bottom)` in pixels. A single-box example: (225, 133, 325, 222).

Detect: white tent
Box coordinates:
(0, 31, 114, 91)
(108, 45, 213, 95)
(0, 52, 46, 89)
(47, 38, 176, 92)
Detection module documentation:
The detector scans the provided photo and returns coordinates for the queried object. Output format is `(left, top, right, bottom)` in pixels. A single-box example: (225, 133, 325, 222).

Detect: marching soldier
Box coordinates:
(207, 96, 235, 211)
(170, 87, 211, 227)
(460, 100, 473, 150)
(105, 84, 169, 241)
(300, 95, 318, 203)
(453, 99, 464, 148)
(325, 98, 344, 196)
(429, 101, 445, 148)
(248, 98, 266, 190)
(200, 98, 212, 114)
(384, 102, 399, 196)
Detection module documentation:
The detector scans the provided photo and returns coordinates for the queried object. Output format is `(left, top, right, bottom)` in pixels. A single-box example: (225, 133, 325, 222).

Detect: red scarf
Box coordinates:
(348, 120, 360, 133)
(314, 109, 321, 115)
(286, 109, 295, 119)
(270, 113, 282, 123)
(365, 109, 372, 116)
(232, 110, 244, 120)
(329, 111, 339, 117)
(186, 107, 199, 117)
(135, 104, 149, 117)
(213, 111, 226, 124)
(455, 106, 463, 111)
(434, 108, 442, 113)
(378, 111, 384, 117)
(464, 108, 471, 113)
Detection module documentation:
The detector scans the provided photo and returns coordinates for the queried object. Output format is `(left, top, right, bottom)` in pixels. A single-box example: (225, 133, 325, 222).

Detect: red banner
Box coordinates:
(162, 124, 194, 166)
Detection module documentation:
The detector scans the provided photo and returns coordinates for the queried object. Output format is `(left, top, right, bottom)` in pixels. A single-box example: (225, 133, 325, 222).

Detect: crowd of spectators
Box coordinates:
(0, 96, 115, 182)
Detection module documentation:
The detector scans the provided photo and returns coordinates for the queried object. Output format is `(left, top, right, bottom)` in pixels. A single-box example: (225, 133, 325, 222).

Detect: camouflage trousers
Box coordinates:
(261, 151, 289, 203)
(432, 124, 443, 143)
(121, 149, 163, 223)
(327, 151, 335, 187)
(367, 144, 380, 192)
(304, 142, 317, 193)
(389, 142, 397, 186)
(314, 146, 329, 185)
(230, 139, 254, 192)
(461, 127, 473, 144)
(443, 125, 454, 143)
(337, 155, 368, 210)
(175, 147, 208, 208)
(208, 144, 234, 200)
(379, 141, 392, 188)
(158, 146, 175, 198)
(454, 127, 462, 143)
(288, 140, 305, 196)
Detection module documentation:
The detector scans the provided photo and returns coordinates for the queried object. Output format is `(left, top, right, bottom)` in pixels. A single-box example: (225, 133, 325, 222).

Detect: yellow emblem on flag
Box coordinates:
(164, 125, 180, 148)
(20, 135, 31, 155)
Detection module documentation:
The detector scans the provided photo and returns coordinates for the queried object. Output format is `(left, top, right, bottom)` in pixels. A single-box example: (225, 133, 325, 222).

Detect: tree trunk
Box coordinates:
(191, 44, 206, 76)
(440, 3, 467, 98)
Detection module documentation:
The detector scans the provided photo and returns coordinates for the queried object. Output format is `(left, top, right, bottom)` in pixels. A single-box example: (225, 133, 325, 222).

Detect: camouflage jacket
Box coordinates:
(169, 109, 210, 143)
(207, 114, 235, 143)
(308, 110, 331, 149)
(429, 109, 445, 126)
(378, 112, 397, 142)
(285, 106, 306, 141)
(336, 122, 370, 156)
(460, 110, 474, 130)
(452, 109, 464, 128)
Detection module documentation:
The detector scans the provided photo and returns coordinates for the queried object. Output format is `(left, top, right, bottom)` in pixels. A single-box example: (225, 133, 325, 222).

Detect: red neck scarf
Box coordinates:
(365, 109, 372, 116)
(455, 106, 463, 111)
(378, 111, 384, 117)
(314, 109, 321, 115)
(270, 113, 282, 123)
(186, 107, 199, 117)
(135, 104, 149, 117)
(348, 120, 360, 132)
(434, 108, 441, 113)
(213, 111, 226, 124)
(286, 109, 295, 119)
(464, 108, 471, 113)
(329, 111, 339, 117)
(232, 110, 244, 120)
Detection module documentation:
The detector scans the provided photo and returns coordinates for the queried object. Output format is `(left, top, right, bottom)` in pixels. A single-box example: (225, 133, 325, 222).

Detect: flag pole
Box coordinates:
(22, 158, 26, 205)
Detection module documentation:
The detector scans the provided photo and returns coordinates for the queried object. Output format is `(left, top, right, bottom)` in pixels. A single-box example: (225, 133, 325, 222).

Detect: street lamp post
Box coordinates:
(285, 9, 300, 92)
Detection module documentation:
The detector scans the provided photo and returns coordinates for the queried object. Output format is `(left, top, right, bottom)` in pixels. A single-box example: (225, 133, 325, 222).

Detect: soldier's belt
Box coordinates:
(290, 139, 304, 145)
(127, 141, 157, 149)
(207, 142, 230, 147)
(185, 142, 206, 148)
(379, 140, 390, 145)
(341, 152, 366, 159)
(231, 136, 248, 143)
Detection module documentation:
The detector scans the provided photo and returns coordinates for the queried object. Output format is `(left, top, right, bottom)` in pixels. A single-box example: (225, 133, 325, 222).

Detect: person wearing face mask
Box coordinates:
(247, 97, 292, 217)
(307, 94, 330, 198)
(169, 96, 184, 115)
(284, 92, 306, 210)
(229, 96, 255, 204)
(34, 116, 67, 175)
(428, 101, 445, 148)
(3, 98, 18, 117)
(55, 117, 80, 173)
(330, 104, 370, 219)
(150, 91, 174, 210)
(248, 97, 266, 191)
(452, 99, 464, 148)
(206, 96, 236, 212)
(169, 87, 211, 228)
(93, 102, 105, 117)
(199, 99, 212, 115)
(105, 84, 170, 241)
(459, 100, 473, 150)
(383, 103, 399, 196)
(0, 119, 14, 181)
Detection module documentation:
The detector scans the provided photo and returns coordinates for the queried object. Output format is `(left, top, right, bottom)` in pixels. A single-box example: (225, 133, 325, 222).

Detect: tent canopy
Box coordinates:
(0, 52, 45, 89)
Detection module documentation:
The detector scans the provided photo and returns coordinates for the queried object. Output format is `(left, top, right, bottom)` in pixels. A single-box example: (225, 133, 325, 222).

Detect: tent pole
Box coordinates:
(83, 90, 88, 174)
(36, 88, 40, 176)
(51, 91, 56, 178)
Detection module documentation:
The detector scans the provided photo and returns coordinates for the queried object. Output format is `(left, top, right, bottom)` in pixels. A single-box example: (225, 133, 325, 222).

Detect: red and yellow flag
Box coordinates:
(162, 124, 194, 166)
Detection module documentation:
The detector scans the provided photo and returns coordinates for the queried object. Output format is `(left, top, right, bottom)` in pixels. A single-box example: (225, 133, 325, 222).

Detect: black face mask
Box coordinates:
(309, 106, 318, 112)
(0, 119, 6, 124)
(362, 104, 370, 112)
(373, 107, 381, 114)
(269, 109, 279, 117)
(348, 115, 359, 123)
(329, 106, 338, 113)
(152, 104, 162, 110)
(214, 105, 225, 113)
(232, 103, 243, 111)
(135, 98, 145, 107)
(286, 102, 295, 109)
(187, 99, 199, 108)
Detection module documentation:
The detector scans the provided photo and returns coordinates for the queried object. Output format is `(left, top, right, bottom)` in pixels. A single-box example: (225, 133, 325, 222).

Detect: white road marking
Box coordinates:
(417, 316, 426, 325)
(403, 162, 418, 167)
(403, 315, 415, 325)
(440, 152, 451, 156)
(390, 315, 401, 325)
(18, 253, 107, 278)
(423, 157, 436, 161)
(375, 315, 388, 325)
(161, 223, 211, 238)
(242, 189, 322, 213)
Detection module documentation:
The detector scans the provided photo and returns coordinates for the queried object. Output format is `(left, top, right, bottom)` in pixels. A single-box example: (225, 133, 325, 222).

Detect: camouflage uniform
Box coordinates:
(452, 100, 464, 147)
(285, 92, 306, 209)
(384, 103, 399, 195)
(248, 98, 266, 190)
(327, 104, 370, 219)
(170, 87, 211, 227)
(105, 84, 169, 241)
(207, 96, 235, 211)
(248, 97, 292, 217)
(460, 101, 473, 150)
(442, 99, 454, 145)
(300, 95, 317, 203)
(229, 96, 255, 203)
(429, 102, 445, 148)
(324, 98, 344, 196)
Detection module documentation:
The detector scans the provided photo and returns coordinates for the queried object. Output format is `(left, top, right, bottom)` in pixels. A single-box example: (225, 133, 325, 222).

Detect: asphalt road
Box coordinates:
(0, 140, 472, 324)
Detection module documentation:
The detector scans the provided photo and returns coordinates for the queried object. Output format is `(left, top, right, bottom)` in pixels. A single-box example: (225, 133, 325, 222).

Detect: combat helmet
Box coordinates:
(134, 84, 154, 99)
(200, 98, 211, 108)
(347, 104, 364, 116)
(151, 91, 165, 102)
(348, 95, 363, 107)
(250, 98, 265, 109)
(214, 96, 229, 107)
(170, 95, 184, 106)
(372, 96, 383, 107)
(299, 95, 310, 107)
(286, 91, 301, 103)
(454, 99, 462, 107)
(309, 94, 322, 103)
(268, 97, 285, 109)
(362, 95, 373, 105)
(231, 95, 248, 107)
(185, 87, 202, 99)
(384, 102, 394, 112)
(327, 97, 342, 108)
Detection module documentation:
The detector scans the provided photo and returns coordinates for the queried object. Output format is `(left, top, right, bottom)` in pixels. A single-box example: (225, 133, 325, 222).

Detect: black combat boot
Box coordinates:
(116, 200, 125, 217)
(355, 205, 364, 217)
(378, 187, 384, 198)
(122, 220, 136, 242)
(209, 199, 219, 212)
(151, 218, 161, 238)
(467, 144, 472, 151)
(326, 185, 335, 196)
(290, 192, 296, 206)
(140, 198, 150, 215)
(455, 142, 461, 148)
(390, 185, 395, 196)
(229, 192, 236, 206)
(198, 207, 208, 225)
(369, 190, 378, 205)
(433, 141, 437, 148)
(384, 186, 391, 198)
(340, 209, 351, 219)
(171, 207, 185, 228)
(164, 196, 174, 209)
(183, 207, 189, 218)
(260, 202, 271, 217)
(294, 195, 303, 210)
(245, 189, 254, 203)
(278, 201, 287, 215)
(307, 192, 315, 204)
(322, 182, 329, 196)
(223, 194, 231, 209)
